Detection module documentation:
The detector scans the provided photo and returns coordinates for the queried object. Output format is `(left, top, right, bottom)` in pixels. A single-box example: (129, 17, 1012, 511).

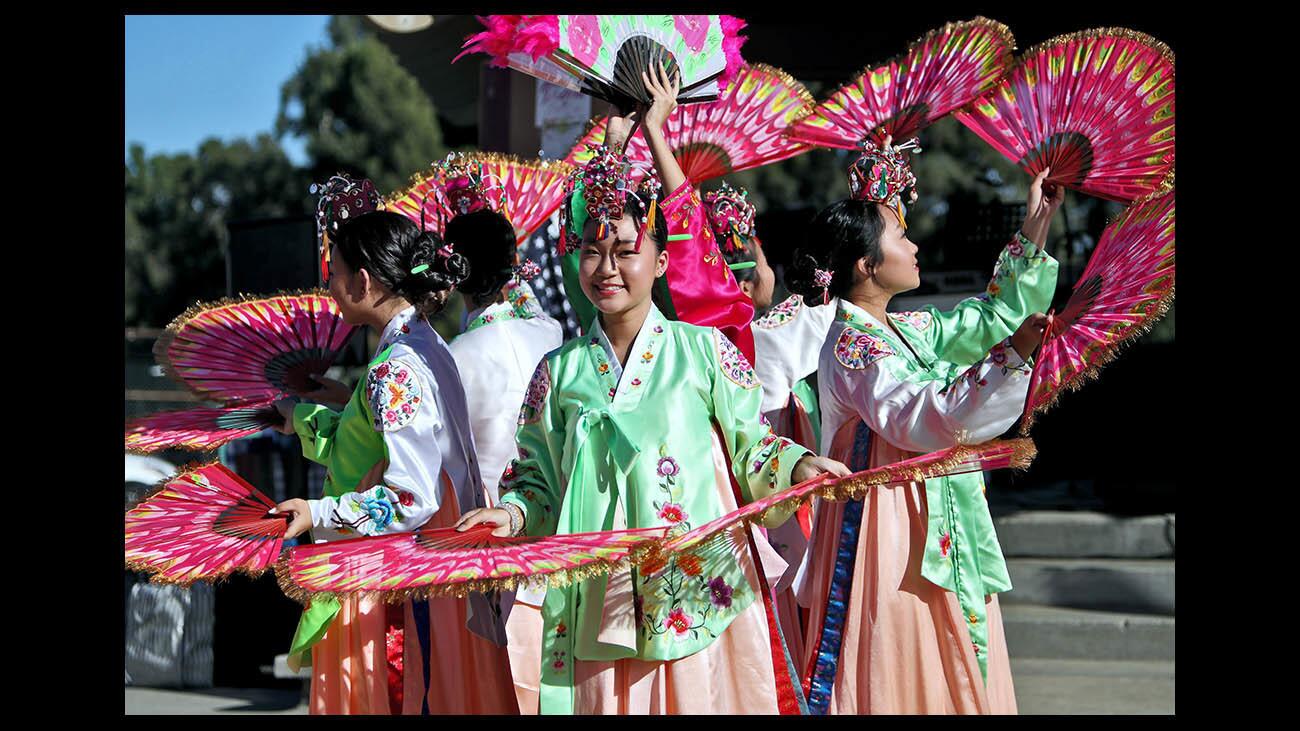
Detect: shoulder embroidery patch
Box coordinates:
(716, 330, 759, 389)
(835, 327, 896, 370)
(889, 310, 933, 332)
(366, 359, 423, 431)
(755, 296, 803, 330)
(518, 359, 551, 425)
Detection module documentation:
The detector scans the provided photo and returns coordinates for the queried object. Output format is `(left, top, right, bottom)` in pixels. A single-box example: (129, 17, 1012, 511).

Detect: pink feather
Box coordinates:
(515, 15, 559, 59)
(453, 14, 524, 66)
(717, 15, 749, 92)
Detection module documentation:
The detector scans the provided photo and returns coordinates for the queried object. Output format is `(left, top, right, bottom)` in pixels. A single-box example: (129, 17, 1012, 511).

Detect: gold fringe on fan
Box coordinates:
(385, 153, 578, 209)
(1018, 26, 1175, 69)
(1020, 286, 1173, 435)
(787, 16, 1017, 133)
(270, 438, 1036, 604)
(1020, 187, 1174, 435)
(152, 289, 336, 397)
(271, 540, 666, 606)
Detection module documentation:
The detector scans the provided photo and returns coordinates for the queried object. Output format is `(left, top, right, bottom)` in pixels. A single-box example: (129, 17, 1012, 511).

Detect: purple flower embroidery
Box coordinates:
(657, 456, 680, 477)
(707, 577, 733, 609)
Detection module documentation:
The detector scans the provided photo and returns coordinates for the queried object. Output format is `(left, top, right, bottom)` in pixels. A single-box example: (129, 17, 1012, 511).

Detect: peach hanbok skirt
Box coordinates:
(310, 476, 519, 715)
(797, 419, 1016, 715)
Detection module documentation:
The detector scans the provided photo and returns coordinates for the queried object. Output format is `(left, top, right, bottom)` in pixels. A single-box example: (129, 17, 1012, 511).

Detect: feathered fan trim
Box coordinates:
(788, 16, 1016, 131)
(152, 289, 334, 402)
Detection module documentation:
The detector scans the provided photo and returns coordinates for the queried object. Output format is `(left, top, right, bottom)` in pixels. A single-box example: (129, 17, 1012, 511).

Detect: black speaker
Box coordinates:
(226, 216, 318, 296)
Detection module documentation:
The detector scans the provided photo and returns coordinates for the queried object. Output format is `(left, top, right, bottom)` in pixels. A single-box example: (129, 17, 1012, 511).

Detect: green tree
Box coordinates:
(124, 135, 310, 327)
(275, 21, 445, 195)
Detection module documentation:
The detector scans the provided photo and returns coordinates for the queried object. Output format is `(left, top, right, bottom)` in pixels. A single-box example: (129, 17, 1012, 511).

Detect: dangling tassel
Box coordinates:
(636, 197, 657, 253)
(732, 231, 743, 253)
(596, 219, 608, 241)
(896, 201, 908, 231)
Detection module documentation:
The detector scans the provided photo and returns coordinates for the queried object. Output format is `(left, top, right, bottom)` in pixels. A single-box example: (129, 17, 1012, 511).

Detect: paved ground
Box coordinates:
(126, 660, 1173, 714)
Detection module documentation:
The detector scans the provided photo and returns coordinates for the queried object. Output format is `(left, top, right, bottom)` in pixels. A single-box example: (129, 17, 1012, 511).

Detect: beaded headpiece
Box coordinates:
(847, 137, 922, 229)
(426, 152, 508, 233)
(559, 144, 661, 254)
(311, 174, 382, 281)
(703, 182, 757, 253)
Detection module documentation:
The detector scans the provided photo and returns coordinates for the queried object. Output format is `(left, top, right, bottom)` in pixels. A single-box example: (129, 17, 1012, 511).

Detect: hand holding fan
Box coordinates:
(156, 292, 357, 404)
(954, 28, 1174, 202)
(276, 524, 670, 602)
(127, 292, 355, 454)
(457, 15, 748, 109)
(1020, 189, 1174, 433)
(385, 152, 575, 244)
(125, 463, 289, 585)
(787, 17, 1015, 150)
(565, 63, 815, 183)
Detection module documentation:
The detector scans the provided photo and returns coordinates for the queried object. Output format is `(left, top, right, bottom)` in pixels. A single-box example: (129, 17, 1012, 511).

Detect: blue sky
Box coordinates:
(125, 15, 331, 164)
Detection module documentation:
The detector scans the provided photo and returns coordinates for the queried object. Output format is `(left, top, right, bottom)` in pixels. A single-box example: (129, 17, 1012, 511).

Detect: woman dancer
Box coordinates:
(457, 64, 849, 715)
(272, 187, 517, 714)
(791, 139, 1061, 714)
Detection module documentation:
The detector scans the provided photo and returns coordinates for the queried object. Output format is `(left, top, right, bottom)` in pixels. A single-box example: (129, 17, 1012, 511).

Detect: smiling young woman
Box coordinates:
(456, 64, 849, 715)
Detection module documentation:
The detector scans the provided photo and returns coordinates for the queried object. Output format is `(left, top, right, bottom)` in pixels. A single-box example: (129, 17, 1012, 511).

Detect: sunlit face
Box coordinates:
(746, 239, 776, 310)
(326, 242, 368, 325)
(578, 214, 668, 317)
(869, 203, 921, 294)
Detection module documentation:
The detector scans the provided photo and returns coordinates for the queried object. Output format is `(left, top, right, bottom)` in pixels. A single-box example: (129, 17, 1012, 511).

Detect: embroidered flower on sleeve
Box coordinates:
(518, 360, 551, 425)
(755, 296, 803, 330)
(939, 532, 952, 558)
(366, 359, 423, 431)
(715, 330, 759, 389)
(888, 310, 933, 332)
(397, 490, 415, 507)
(834, 327, 896, 370)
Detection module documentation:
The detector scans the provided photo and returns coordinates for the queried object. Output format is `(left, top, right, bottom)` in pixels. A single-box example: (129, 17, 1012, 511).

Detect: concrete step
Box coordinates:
(1001, 604, 1174, 662)
(993, 510, 1174, 558)
(1010, 658, 1174, 714)
(1002, 558, 1174, 614)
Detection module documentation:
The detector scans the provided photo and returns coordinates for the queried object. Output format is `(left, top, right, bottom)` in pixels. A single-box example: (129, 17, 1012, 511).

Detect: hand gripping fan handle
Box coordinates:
(1020, 310, 1057, 433)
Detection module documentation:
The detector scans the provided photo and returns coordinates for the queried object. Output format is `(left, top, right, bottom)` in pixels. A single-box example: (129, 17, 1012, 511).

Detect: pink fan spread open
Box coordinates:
(954, 28, 1174, 203)
(385, 153, 574, 244)
(277, 524, 670, 601)
(125, 463, 288, 585)
(787, 17, 1015, 149)
(565, 63, 815, 183)
(156, 292, 357, 405)
(1021, 189, 1174, 432)
(125, 404, 283, 454)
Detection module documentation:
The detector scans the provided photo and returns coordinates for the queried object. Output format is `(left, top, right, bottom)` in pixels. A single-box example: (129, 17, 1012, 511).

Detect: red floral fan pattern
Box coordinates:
(125, 463, 288, 585)
(787, 17, 1015, 149)
(276, 524, 670, 601)
(385, 154, 575, 245)
(564, 63, 816, 183)
(1021, 190, 1174, 432)
(954, 28, 1174, 203)
(125, 404, 283, 454)
(157, 292, 356, 405)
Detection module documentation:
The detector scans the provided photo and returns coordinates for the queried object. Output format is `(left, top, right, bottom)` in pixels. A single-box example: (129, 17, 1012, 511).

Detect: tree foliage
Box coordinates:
(275, 21, 445, 194)
(124, 136, 310, 327)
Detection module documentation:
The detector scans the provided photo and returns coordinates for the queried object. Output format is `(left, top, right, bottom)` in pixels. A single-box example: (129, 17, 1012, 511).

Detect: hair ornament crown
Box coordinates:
(847, 137, 922, 229)
(310, 173, 383, 281)
(703, 182, 757, 253)
(425, 152, 508, 233)
(559, 145, 662, 254)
